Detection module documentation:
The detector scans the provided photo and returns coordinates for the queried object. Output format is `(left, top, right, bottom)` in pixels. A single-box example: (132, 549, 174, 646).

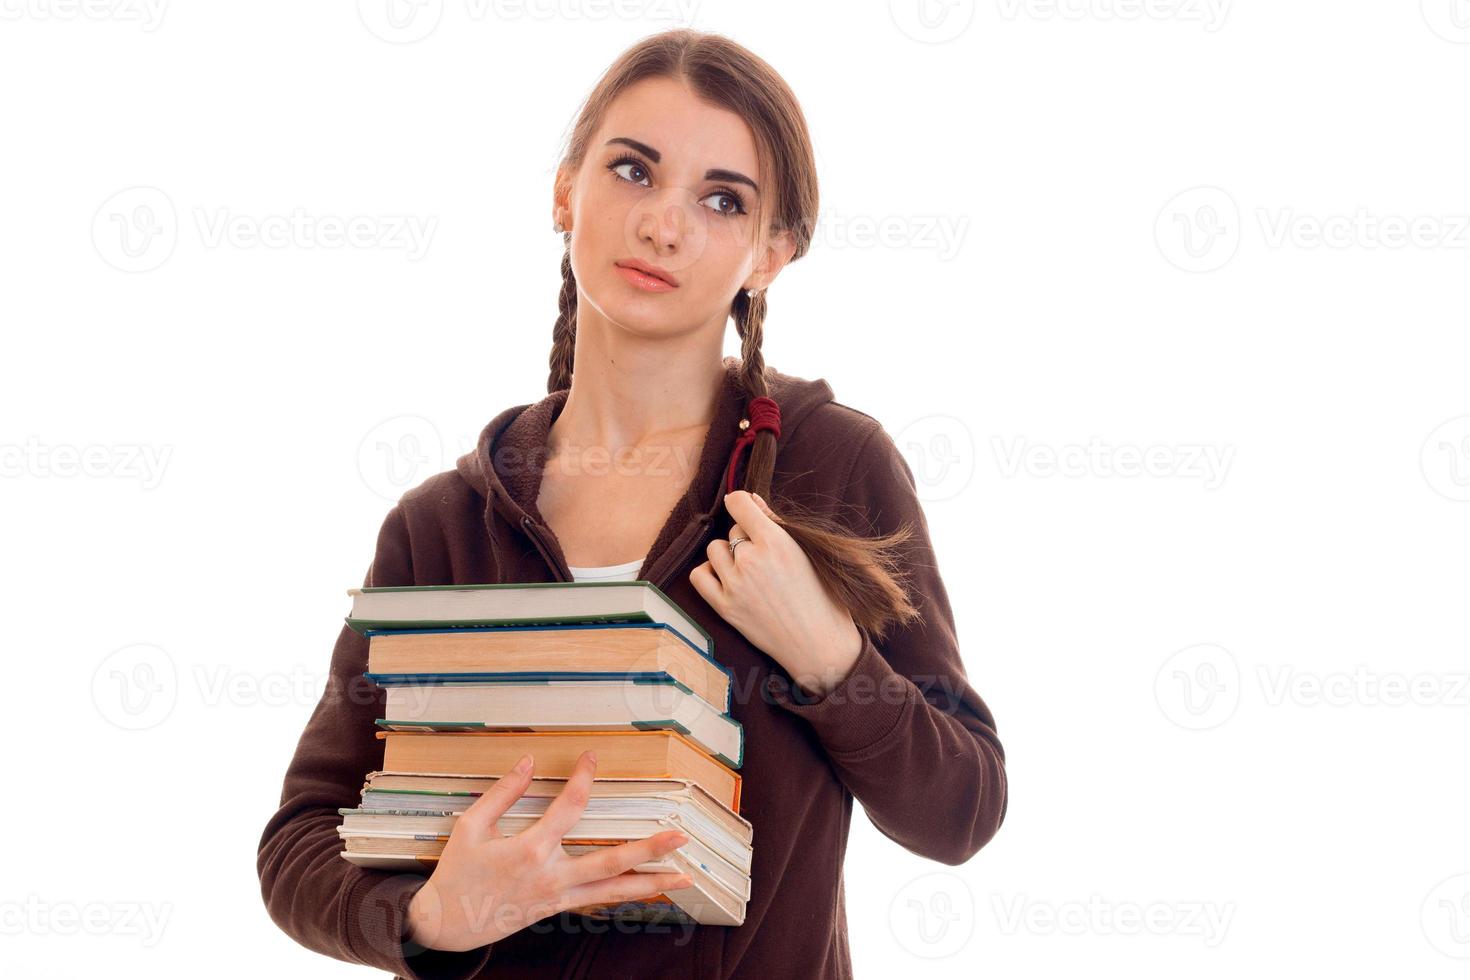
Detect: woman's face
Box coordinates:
(555, 75, 794, 338)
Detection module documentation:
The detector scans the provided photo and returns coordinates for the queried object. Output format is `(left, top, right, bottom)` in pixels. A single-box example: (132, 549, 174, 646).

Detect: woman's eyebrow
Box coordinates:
(605, 136, 759, 194)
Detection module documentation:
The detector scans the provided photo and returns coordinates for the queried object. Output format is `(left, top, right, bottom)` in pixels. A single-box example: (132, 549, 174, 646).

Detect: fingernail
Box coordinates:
(587, 750, 597, 765)
(753, 493, 764, 505)
(514, 754, 532, 774)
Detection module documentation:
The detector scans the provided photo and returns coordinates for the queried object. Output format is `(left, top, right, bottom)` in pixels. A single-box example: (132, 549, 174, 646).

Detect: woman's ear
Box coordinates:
(552, 165, 574, 233)
(745, 227, 798, 292)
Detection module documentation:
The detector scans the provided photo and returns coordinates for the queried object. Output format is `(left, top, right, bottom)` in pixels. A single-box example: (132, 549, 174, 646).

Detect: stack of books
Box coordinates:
(334, 581, 752, 926)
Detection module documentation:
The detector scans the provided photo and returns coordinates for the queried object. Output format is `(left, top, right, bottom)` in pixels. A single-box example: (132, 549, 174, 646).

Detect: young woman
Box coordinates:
(258, 28, 1007, 980)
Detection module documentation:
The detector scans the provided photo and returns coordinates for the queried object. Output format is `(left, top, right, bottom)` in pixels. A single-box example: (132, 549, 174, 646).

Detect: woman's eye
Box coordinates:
(610, 160, 650, 186)
(700, 191, 746, 217)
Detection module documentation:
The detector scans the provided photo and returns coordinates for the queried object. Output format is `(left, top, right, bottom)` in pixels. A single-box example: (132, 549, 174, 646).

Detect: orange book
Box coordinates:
(375, 729, 741, 812)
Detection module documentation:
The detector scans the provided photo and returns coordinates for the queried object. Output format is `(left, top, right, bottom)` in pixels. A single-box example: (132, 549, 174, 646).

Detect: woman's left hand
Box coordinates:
(689, 490, 863, 698)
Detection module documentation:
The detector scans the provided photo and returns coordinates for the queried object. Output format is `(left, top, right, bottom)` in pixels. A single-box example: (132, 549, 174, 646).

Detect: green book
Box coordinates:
(345, 580, 713, 655)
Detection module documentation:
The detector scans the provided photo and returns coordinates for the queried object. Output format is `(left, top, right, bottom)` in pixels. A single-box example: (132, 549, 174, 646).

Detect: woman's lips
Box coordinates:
(614, 263, 678, 292)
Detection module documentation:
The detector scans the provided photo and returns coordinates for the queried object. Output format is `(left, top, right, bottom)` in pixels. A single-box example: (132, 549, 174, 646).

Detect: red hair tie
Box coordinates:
(725, 396, 781, 493)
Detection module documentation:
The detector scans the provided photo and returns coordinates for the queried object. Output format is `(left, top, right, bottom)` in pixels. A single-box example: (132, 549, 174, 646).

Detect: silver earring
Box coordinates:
(553, 221, 565, 233)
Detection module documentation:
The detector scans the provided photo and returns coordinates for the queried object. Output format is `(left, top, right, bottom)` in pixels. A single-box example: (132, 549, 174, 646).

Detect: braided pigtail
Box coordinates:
(729, 287, 922, 645)
(547, 235, 577, 394)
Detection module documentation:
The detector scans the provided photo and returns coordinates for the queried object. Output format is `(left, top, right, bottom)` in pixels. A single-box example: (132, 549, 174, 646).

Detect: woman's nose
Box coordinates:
(634, 187, 699, 253)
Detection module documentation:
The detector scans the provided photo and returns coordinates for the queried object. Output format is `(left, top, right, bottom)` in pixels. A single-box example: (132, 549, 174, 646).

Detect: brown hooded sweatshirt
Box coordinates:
(256, 356, 1008, 979)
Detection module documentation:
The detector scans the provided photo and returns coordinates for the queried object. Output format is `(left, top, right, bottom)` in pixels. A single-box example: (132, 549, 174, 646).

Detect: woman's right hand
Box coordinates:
(403, 749, 693, 953)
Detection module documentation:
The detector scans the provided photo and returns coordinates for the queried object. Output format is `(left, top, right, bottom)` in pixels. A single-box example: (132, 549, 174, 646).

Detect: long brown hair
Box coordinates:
(548, 28, 920, 644)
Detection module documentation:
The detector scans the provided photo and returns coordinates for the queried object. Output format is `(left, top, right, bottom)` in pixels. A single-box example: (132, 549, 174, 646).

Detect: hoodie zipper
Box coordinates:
(521, 514, 713, 589)
(655, 515, 714, 589)
(520, 515, 571, 583)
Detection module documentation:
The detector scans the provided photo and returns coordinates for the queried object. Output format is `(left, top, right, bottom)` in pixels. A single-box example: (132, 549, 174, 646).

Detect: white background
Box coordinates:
(3, 1, 1469, 977)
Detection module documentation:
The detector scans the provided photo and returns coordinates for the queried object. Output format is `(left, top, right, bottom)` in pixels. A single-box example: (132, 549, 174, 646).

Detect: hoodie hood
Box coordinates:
(454, 355, 836, 584)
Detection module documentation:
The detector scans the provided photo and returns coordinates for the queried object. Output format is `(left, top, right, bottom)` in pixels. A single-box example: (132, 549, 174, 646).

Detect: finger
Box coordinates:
(704, 536, 739, 584)
(457, 753, 536, 840)
(558, 871, 695, 914)
(688, 561, 725, 611)
(722, 490, 774, 544)
(523, 750, 596, 847)
(557, 829, 689, 890)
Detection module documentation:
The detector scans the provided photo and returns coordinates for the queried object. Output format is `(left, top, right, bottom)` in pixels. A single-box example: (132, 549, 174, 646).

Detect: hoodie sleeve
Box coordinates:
(255, 502, 495, 979)
(764, 420, 1008, 866)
